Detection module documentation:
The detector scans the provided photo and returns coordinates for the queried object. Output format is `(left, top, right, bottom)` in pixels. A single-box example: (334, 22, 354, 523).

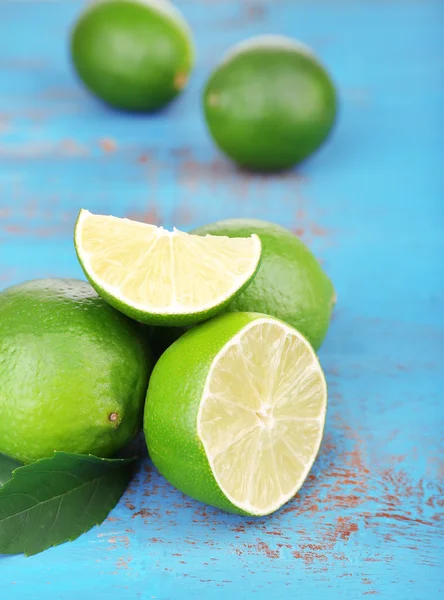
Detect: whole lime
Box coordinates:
(0, 279, 153, 464)
(193, 219, 335, 350)
(203, 35, 337, 170)
(71, 0, 195, 111)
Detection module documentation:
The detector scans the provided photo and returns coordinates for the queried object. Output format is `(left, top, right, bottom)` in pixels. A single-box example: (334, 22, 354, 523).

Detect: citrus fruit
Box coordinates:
(145, 312, 327, 516)
(75, 209, 262, 326)
(193, 219, 335, 350)
(0, 279, 152, 464)
(203, 35, 337, 170)
(70, 0, 195, 111)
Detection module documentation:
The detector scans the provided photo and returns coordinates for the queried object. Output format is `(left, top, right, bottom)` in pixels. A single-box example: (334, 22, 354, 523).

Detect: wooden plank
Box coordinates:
(0, 1, 442, 598)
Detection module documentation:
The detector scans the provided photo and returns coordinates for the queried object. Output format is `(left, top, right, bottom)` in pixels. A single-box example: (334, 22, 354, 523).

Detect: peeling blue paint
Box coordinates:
(0, 1, 442, 598)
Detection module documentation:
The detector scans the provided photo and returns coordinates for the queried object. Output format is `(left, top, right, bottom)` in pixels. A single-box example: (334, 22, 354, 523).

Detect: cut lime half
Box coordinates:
(74, 210, 262, 326)
(145, 312, 327, 515)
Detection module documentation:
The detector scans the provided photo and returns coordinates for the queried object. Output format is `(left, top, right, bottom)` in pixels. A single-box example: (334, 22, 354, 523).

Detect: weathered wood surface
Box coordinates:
(0, 1, 442, 598)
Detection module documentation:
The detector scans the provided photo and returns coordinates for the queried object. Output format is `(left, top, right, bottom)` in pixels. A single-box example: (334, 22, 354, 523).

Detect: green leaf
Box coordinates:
(0, 452, 135, 556)
(0, 454, 23, 487)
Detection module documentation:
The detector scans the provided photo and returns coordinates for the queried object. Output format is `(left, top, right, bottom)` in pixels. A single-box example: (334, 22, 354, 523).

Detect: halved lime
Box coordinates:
(74, 210, 262, 326)
(145, 312, 327, 515)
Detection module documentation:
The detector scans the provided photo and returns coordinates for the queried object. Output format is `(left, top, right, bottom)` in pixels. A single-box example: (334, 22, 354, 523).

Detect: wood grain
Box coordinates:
(0, 0, 442, 598)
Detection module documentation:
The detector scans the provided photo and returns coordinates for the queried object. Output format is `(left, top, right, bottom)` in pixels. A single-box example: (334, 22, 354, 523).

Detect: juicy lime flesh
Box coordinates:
(204, 37, 337, 171)
(0, 279, 152, 464)
(76, 210, 261, 326)
(193, 219, 335, 350)
(71, 0, 194, 111)
(198, 318, 326, 515)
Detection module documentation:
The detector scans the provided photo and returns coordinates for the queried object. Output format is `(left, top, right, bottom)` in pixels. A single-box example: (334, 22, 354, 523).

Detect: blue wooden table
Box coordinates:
(0, 1, 442, 598)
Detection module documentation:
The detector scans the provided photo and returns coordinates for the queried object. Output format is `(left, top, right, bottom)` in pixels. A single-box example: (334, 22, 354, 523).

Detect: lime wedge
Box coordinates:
(145, 312, 327, 515)
(75, 210, 261, 326)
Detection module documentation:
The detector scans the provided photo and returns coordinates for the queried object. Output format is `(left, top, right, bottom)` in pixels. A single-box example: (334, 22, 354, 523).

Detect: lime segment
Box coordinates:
(75, 210, 262, 326)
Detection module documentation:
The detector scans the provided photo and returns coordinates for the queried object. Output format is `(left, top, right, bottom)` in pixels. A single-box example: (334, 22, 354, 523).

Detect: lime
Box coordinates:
(70, 0, 195, 111)
(75, 210, 262, 326)
(145, 312, 327, 516)
(203, 35, 337, 170)
(193, 219, 335, 350)
(0, 279, 152, 464)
